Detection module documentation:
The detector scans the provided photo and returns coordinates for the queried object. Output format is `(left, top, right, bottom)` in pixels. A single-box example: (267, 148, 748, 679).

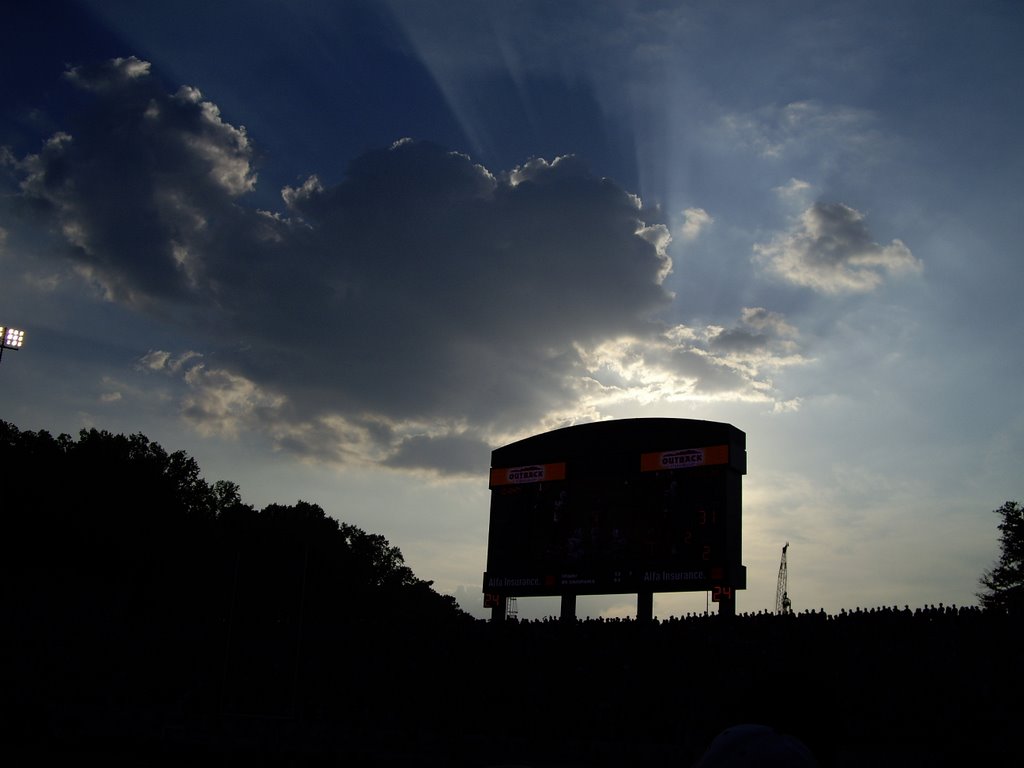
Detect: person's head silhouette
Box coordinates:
(693, 724, 817, 768)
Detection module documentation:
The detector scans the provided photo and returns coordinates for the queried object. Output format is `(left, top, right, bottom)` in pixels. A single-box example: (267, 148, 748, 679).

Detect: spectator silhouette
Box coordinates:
(692, 724, 818, 767)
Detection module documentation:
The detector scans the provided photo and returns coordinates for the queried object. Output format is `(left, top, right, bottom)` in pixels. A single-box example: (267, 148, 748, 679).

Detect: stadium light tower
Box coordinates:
(0, 325, 26, 365)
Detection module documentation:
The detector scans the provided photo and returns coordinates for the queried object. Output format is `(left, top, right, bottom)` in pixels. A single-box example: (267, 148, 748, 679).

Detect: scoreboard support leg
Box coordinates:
(490, 596, 507, 622)
(717, 594, 736, 617)
(560, 593, 576, 622)
(637, 591, 653, 622)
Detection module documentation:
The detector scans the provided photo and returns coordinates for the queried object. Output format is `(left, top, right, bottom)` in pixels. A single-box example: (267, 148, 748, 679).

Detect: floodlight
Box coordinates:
(2, 327, 25, 349)
(0, 325, 25, 364)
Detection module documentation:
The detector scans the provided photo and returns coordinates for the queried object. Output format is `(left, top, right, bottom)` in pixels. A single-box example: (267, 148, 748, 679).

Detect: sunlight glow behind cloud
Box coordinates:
(5, 57, 824, 476)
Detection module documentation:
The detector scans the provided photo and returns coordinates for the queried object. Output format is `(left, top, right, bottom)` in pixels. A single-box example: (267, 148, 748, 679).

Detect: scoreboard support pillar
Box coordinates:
(560, 594, 577, 622)
(488, 595, 507, 622)
(637, 591, 653, 622)
(717, 594, 736, 617)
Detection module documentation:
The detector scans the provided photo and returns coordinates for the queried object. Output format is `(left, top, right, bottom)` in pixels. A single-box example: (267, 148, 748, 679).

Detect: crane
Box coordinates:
(775, 542, 792, 615)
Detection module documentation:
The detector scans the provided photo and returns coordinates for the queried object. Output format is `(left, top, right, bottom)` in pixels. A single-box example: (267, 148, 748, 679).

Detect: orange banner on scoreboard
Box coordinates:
(489, 462, 567, 487)
(640, 444, 729, 472)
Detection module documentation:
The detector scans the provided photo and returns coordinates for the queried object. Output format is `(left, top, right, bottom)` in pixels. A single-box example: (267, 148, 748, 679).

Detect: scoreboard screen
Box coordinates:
(483, 419, 746, 598)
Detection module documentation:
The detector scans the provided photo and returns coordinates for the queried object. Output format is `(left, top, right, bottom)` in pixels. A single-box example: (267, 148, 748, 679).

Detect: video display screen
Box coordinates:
(484, 442, 744, 597)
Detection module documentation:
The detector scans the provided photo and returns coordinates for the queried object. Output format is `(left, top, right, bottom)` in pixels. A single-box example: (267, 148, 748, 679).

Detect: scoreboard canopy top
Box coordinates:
(490, 418, 746, 474)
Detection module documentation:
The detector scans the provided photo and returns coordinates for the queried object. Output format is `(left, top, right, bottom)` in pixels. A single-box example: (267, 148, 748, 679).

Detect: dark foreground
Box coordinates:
(7, 605, 1021, 767)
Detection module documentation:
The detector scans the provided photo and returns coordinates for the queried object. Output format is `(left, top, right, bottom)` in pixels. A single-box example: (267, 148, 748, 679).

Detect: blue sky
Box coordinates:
(2, 0, 1022, 618)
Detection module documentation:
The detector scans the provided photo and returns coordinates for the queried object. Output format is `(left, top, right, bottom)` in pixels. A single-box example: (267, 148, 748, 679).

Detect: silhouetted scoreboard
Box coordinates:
(483, 419, 746, 600)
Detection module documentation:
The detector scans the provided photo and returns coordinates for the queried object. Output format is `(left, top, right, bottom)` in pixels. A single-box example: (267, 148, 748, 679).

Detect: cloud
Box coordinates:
(679, 207, 713, 241)
(772, 178, 813, 206)
(14, 62, 257, 307)
(572, 307, 807, 409)
(138, 349, 202, 374)
(181, 364, 287, 439)
(63, 56, 152, 92)
(384, 432, 494, 476)
(753, 202, 922, 293)
(8, 58, 810, 475)
(718, 100, 880, 161)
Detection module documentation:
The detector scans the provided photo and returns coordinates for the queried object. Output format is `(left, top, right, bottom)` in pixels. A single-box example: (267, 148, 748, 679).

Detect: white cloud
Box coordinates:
(772, 178, 813, 206)
(63, 56, 151, 91)
(679, 207, 713, 241)
(572, 306, 808, 412)
(753, 202, 922, 293)
(181, 364, 287, 439)
(138, 349, 202, 374)
(168, 86, 257, 196)
(281, 174, 324, 208)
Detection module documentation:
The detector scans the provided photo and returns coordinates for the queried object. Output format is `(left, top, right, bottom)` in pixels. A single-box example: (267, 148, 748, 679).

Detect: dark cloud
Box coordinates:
(14, 60, 256, 308)
(262, 142, 674, 430)
(7, 59, 691, 471)
(709, 307, 797, 355)
(384, 432, 493, 476)
(6, 58, 816, 474)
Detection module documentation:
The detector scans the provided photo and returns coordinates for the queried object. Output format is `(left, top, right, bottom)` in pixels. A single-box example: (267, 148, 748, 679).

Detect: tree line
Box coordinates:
(1, 420, 471, 759)
(979, 500, 1024, 614)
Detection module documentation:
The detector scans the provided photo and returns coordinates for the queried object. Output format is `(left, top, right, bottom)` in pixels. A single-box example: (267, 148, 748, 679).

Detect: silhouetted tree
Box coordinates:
(2, 420, 470, 754)
(978, 500, 1024, 614)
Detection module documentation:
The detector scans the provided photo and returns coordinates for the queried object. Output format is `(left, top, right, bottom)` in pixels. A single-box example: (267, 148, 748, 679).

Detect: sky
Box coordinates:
(2, 0, 1022, 619)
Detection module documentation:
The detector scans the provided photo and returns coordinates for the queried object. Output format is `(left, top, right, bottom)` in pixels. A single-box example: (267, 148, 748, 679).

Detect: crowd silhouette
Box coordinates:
(463, 603, 1017, 767)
